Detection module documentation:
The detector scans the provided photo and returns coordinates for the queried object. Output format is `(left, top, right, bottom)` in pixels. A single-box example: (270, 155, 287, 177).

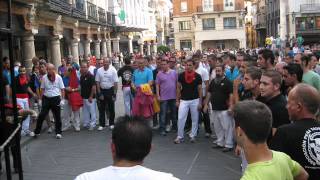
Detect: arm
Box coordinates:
(61, 89, 65, 100)
(156, 83, 160, 100)
(176, 82, 181, 106)
(204, 80, 209, 97)
(113, 82, 118, 95)
(27, 87, 37, 98)
(198, 84, 203, 104)
(96, 82, 101, 95)
(294, 167, 309, 180)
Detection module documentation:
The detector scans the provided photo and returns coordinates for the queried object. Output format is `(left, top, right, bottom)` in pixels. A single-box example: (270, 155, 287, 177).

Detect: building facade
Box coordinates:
(252, 0, 267, 47)
(173, 0, 247, 51)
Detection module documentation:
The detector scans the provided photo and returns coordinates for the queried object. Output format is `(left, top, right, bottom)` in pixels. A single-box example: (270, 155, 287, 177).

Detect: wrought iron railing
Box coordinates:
(47, 0, 71, 15)
(72, 0, 86, 19)
(87, 1, 97, 21)
(98, 7, 107, 24)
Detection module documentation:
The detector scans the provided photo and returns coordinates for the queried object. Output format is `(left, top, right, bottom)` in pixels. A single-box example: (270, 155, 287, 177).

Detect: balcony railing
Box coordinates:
(47, 0, 71, 15)
(87, 1, 97, 22)
(196, 3, 243, 13)
(98, 7, 106, 24)
(72, 0, 86, 19)
(300, 4, 320, 13)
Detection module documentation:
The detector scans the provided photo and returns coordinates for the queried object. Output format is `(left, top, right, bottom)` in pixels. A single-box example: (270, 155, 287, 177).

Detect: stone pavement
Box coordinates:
(1, 90, 241, 180)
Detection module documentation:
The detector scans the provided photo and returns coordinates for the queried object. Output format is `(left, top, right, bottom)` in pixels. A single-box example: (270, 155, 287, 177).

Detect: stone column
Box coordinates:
(147, 42, 151, 56)
(128, 36, 133, 54)
(112, 37, 120, 53)
(21, 33, 36, 73)
(139, 43, 144, 55)
(279, 0, 287, 40)
(50, 36, 62, 69)
(101, 39, 107, 58)
(83, 40, 91, 58)
(71, 39, 80, 64)
(94, 40, 101, 59)
(107, 39, 112, 57)
(152, 42, 157, 54)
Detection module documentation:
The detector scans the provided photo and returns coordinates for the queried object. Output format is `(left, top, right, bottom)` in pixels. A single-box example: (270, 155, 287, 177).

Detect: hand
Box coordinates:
(203, 104, 208, 112)
(33, 93, 39, 100)
(66, 87, 72, 92)
(38, 100, 42, 107)
(98, 94, 104, 101)
(197, 103, 202, 111)
(234, 145, 241, 156)
(112, 94, 117, 101)
(88, 97, 93, 103)
(233, 78, 241, 89)
(176, 100, 180, 107)
(60, 99, 65, 106)
(157, 95, 161, 100)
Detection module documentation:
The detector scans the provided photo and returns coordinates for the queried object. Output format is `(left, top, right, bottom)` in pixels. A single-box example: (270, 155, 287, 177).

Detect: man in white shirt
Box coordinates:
(34, 63, 65, 139)
(95, 57, 119, 130)
(75, 116, 179, 180)
(194, 55, 212, 137)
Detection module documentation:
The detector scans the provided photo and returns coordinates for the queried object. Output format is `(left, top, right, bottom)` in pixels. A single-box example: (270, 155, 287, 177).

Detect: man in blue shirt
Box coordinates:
(132, 58, 153, 87)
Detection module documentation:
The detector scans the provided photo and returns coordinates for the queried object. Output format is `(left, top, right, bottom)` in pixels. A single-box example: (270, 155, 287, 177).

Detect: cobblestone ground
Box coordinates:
(1, 90, 241, 180)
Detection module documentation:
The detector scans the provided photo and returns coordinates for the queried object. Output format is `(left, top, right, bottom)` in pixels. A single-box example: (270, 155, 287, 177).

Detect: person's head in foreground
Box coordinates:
(233, 100, 309, 180)
(75, 116, 179, 180)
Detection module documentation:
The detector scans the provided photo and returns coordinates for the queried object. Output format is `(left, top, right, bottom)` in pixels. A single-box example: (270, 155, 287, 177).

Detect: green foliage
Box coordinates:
(157, 45, 170, 54)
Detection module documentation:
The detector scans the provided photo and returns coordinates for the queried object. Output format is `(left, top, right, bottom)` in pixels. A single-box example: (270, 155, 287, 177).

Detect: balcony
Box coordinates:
(87, 1, 97, 22)
(98, 7, 107, 24)
(72, 0, 86, 19)
(47, 0, 71, 15)
(300, 4, 320, 13)
(196, 4, 223, 13)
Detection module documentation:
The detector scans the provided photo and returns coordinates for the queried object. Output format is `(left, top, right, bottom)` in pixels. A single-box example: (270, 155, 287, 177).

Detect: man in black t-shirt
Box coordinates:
(259, 70, 290, 138)
(203, 64, 234, 152)
(271, 84, 320, 180)
(80, 62, 97, 130)
(117, 57, 134, 116)
(174, 59, 202, 144)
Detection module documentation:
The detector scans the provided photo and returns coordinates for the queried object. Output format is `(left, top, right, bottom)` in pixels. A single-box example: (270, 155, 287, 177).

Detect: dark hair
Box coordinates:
(3, 56, 9, 62)
(112, 116, 152, 162)
(124, 56, 131, 65)
(229, 53, 236, 61)
(192, 54, 201, 61)
(258, 49, 275, 65)
(207, 54, 217, 61)
(245, 67, 262, 80)
(186, 58, 196, 65)
(233, 100, 272, 144)
(283, 63, 303, 82)
(302, 55, 312, 66)
(262, 70, 282, 86)
(216, 63, 225, 71)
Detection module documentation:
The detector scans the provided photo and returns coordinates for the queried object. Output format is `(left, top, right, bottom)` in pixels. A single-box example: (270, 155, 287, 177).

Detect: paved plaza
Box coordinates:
(1, 91, 241, 180)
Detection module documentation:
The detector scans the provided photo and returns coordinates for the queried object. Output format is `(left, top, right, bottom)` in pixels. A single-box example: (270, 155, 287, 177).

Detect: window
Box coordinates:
(180, 40, 192, 50)
(224, 0, 235, 11)
(181, 2, 187, 12)
(202, 18, 215, 30)
(224, 17, 237, 29)
(203, 0, 213, 12)
(239, 19, 243, 27)
(179, 21, 191, 31)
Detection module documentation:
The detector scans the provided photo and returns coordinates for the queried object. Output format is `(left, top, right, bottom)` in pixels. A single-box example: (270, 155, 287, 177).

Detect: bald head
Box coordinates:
(290, 84, 320, 115)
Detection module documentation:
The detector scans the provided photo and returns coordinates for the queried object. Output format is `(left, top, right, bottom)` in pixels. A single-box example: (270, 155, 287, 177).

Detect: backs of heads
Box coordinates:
(283, 63, 303, 82)
(112, 116, 152, 162)
(124, 56, 132, 65)
(262, 70, 282, 86)
(233, 100, 272, 144)
(258, 48, 275, 65)
(291, 84, 320, 115)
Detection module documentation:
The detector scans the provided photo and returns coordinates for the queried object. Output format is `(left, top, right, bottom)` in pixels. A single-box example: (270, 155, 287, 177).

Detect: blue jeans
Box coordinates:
(159, 99, 177, 132)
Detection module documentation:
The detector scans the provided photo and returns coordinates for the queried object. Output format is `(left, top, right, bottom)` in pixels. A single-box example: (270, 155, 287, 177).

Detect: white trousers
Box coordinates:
(82, 99, 97, 128)
(177, 99, 199, 138)
(17, 98, 31, 132)
(211, 110, 234, 148)
(122, 87, 133, 116)
(62, 100, 80, 129)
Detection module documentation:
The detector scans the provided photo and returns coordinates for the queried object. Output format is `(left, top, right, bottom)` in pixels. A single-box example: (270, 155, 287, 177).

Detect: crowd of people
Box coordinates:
(1, 42, 320, 179)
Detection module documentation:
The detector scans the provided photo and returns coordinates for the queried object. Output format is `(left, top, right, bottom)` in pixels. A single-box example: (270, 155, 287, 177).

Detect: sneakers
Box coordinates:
(174, 137, 184, 144)
(190, 137, 196, 143)
(88, 126, 94, 131)
(222, 147, 233, 152)
(152, 125, 159, 130)
(205, 133, 211, 138)
(33, 133, 40, 138)
(212, 144, 224, 149)
(109, 125, 114, 130)
(47, 127, 53, 134)
(74, 127, 80, 132)
(160, 131, 167, 136)
(28, 131, 35, 137)
(55, 134, 62, 139)
(165, 125, 171, 132)
(97, 126, 105, 131)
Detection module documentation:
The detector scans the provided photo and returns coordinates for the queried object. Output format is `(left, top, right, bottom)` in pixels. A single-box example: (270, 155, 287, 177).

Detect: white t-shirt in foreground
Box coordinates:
(75, 165, 180, 180)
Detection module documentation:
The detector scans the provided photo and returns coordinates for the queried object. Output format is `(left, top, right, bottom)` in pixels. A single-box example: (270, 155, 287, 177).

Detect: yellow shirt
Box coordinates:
(241, 151, 301, 180)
